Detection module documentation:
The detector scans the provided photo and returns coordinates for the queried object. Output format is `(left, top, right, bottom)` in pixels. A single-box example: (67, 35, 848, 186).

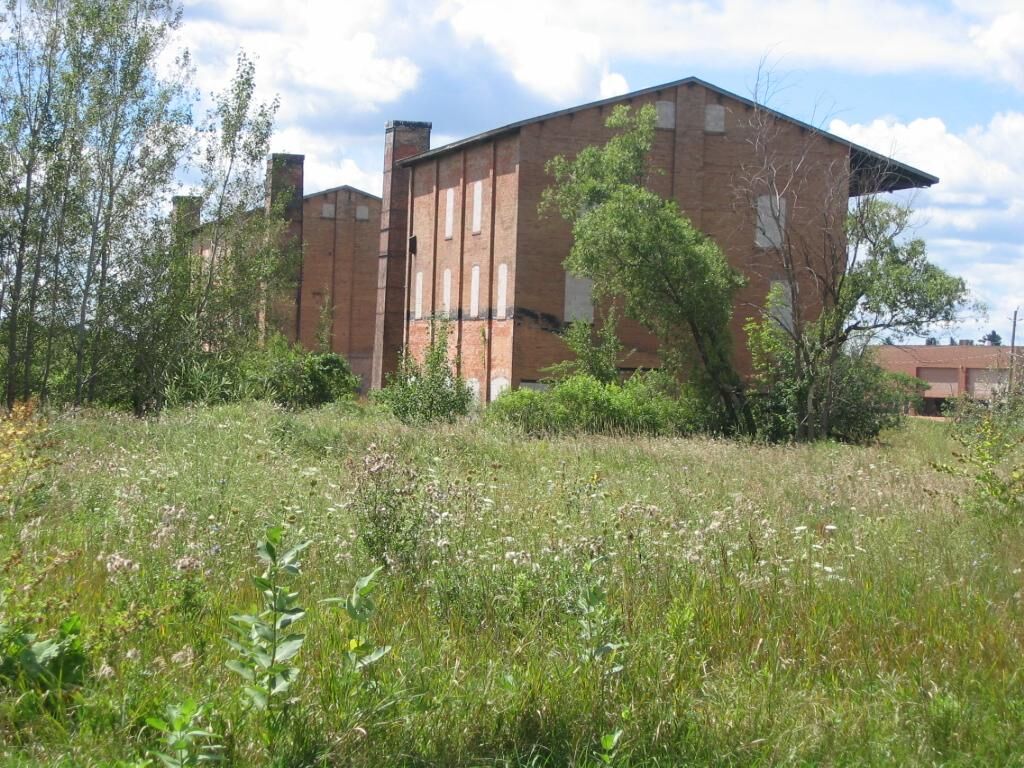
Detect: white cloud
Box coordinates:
(435, 0, 1024, 104)
(599, 71, 630, 99)
(271, 125, 382, 196)
(173, 1, 419, 114)
(969, 8, 1024, 89)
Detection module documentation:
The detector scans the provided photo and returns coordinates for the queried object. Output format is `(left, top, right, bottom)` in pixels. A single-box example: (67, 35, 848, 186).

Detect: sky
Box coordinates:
(173, 0, 1023, 343)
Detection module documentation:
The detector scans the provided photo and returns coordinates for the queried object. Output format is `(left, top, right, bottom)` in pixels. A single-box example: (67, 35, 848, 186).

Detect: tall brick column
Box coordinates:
(372, 120, 431, 389)
(265, 153, 304, 342)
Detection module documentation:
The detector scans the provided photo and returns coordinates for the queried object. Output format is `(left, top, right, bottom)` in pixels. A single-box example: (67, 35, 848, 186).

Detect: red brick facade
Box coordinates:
(234, 77, 936, 401)
(386, 78, 929, 399)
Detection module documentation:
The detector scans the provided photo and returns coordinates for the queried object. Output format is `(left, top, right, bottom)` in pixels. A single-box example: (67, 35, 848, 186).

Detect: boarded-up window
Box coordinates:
(470, 264, 481, 318)
(321, 202, 336, 218)
(490, 377, 510, 400)
(704, 104, 725, 133)
(472, 180, 483, 234)
(918, 367, 959, 398)
(414, 271, 423, 320)
(355, 204, 369, 221)
(497, 263, 508, 319)
(769, 279, 795, 334)
(756, 195, 786, 248)
(444, 188, 455, 239)
(655, 100, 675, 130)
(968, 368, 1008, 399)
(564, 273, 594, 323)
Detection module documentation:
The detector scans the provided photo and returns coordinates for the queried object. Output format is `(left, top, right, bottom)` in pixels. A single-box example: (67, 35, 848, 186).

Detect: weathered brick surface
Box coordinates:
(393, 82, 854, 394)
(404, 134, 520, 399)
(373, 121, 432, 389)
(299, 187, 381, 389)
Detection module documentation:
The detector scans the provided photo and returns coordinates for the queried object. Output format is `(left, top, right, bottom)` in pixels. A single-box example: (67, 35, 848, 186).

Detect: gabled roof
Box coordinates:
(399, 76, 937, 195)
(303, 184, 381, 201)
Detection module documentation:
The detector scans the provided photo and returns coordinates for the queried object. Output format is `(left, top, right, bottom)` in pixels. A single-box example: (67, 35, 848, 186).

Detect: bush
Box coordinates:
(943, 384, 1024, 518)
(164, 334, 359, 409)
(374, 321, 473, 424)
(746, 313, 924, 443)
(488, 372, 713, 437)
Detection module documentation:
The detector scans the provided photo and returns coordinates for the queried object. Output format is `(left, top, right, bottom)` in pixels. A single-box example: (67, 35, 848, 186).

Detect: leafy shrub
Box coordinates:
(0, 609, 88, 696)
(164, 333, 358, 409)
(225, 527, 310, 727)
(487, 372, 713, 437)
(544, 308, 623, 384)
(942, 385, 1024, 518)
(374, 321, 473, 424)
(746, 314, 924, 443)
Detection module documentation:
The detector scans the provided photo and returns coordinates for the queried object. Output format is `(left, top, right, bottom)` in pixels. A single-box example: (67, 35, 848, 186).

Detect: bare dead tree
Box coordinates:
(732, 63, 967, 440)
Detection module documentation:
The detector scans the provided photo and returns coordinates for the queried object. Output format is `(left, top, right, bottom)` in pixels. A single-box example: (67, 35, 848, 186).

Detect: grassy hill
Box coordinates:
(1, 403, 1021, 766)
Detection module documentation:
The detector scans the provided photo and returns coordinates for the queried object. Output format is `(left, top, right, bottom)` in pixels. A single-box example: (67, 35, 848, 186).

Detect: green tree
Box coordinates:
(981, 330, 1002, 346)
(541, 105, 751, 431)
(545, 305, 623, 385)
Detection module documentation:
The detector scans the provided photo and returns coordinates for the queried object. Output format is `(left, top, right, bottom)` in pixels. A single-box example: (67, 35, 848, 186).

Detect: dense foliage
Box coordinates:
(489, 372, 717, 437)
(374, 321, 473, 424)
(746, 305, 926, 443)
(541, 105, 751, 432)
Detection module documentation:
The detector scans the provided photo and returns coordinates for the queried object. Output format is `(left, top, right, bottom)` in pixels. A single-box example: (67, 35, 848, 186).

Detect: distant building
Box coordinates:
(872, 344, 1012, 414)
(175, 155, 381, 391)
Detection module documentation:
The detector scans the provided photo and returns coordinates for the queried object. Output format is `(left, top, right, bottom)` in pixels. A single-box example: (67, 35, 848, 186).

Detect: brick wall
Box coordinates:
(404, 135, 520, 400)
(299, 187, 381, 389)
(399, 82, 853, 394)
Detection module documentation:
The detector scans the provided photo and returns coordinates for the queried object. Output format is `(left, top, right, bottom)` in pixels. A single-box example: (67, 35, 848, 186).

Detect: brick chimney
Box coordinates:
(265, 153, 304, 342)
(372, 120, 431, 389)
(170, 195, 202, 234)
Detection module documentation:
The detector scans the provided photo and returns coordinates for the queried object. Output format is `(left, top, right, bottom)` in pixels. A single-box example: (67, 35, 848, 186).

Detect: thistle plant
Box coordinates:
(225, 526, 310, 728)
(145, 699, 224, 767)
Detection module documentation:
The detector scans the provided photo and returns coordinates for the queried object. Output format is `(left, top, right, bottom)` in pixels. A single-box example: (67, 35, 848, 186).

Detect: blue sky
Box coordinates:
(175, 0, 1024, 342)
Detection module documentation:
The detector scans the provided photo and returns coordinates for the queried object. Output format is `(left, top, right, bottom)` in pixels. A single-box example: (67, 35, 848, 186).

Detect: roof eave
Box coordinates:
(396, 76, 940, 196)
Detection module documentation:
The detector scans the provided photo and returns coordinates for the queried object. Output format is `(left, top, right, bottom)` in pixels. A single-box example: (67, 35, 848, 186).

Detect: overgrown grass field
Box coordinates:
(2, 403, 1022, 766)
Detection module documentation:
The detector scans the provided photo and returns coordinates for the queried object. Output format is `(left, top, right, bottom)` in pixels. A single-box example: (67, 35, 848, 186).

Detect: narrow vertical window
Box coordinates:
(496, 263, 508, 318)
(756, 195, 786, 248)
(769, 279, 795, 333)
(442, 268, 452, 315)
(470, 264, 481, 318)
(472, 180, 483, 234)
(414, 271, 423, 320)
(564, 273, 594, 323)
(444, 188, 455, 240)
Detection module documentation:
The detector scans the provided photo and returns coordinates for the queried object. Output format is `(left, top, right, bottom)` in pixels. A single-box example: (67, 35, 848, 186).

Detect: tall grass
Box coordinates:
(1, 403, 1021, 766)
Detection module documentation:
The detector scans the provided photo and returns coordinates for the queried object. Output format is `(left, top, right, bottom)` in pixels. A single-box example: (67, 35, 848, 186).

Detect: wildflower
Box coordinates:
(126, 648, 141, 662)
(104, 553, 139, 574)
(174, 555, 203, 573)
(170, 647, 195, 667)
(96, 662, 115, 680)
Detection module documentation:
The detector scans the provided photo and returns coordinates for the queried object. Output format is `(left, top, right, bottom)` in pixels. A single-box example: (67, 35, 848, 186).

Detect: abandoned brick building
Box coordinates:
(197, 77, 937, 396)
(370, 76, 937, 399)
